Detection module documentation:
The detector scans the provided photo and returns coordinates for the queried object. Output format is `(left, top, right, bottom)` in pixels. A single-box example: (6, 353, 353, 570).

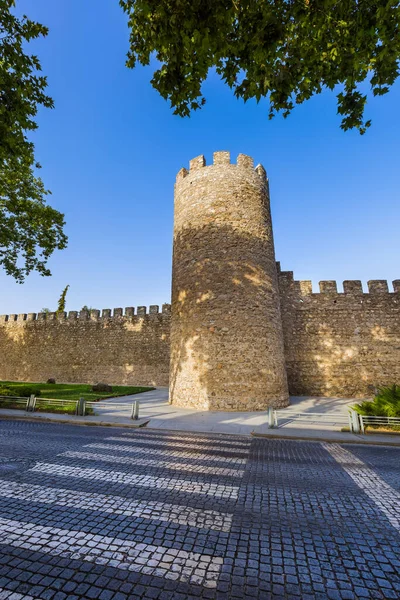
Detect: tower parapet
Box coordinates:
(170, 151, 289, 410)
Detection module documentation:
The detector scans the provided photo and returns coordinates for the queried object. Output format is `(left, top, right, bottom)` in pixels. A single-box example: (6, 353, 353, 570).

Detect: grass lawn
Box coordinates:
(0, 381, 155, 402)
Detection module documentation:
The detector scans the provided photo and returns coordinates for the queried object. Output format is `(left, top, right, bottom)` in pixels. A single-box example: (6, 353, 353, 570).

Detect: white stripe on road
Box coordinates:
(120, 432, 251, 448)
(61, 450, 244, 478)
(0, 517, 222, 587)
(105, 436, 250, 455)
(322, 443, 400, 532)
(0, 480, 232, 532)
(85, 443, 248, 464)
(0, 588, 40, 600)
(29, 463, 240, 499)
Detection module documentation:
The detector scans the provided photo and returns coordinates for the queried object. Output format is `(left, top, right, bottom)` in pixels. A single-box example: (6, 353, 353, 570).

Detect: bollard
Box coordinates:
(350, 410, 360, 434)
(77, 397, 86, 417)
(268, 407, 275, 429)
(131, 400, 139, 420)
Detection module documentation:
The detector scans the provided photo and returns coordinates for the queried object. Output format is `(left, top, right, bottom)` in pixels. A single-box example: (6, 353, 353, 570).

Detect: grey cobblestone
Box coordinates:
(0, 422, 399, 598)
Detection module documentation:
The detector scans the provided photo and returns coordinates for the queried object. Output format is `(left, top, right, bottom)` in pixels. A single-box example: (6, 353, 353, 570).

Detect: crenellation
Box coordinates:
(213, 150, 230, 166)
(17, 314, 27, 322)
(189, 155, 206, 171)
(9, 314, 17, 322)
(368, 280, 389, 294)
(237, 153, 254, 169)
(343, 280, 363, 294)
(298, 281, 313, 295)
(176, 167, 188, 182)
(255, 164, 267, 180)
(319, 281, 338, 294)
(162, 303, 171, 314)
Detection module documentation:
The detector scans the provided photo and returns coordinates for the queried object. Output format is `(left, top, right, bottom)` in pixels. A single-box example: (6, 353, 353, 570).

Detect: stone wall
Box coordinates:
(278, 267, 400, 397)
(0, 306, 171, 387)
(170, 152, 289, 411)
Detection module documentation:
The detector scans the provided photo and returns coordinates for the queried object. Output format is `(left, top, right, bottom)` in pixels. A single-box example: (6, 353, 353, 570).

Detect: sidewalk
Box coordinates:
(1, 388, 400, 445)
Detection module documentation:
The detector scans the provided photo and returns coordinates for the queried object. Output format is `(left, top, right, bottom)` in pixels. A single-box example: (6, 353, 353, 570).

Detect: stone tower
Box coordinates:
(170, 151, 289, 411)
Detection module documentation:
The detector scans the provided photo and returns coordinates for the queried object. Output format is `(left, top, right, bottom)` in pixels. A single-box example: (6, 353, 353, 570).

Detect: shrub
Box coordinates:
(0, 387, 13, 396)
(7, 385, 42, 397)
(353, 384, 400, 417)
(92, 383, 113, 393)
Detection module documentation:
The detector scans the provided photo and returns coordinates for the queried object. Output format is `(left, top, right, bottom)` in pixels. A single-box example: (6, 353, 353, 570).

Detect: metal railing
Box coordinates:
(359, 414, 400, 434)
(268, 408, 348, 429)
(0, 394, 141, 420)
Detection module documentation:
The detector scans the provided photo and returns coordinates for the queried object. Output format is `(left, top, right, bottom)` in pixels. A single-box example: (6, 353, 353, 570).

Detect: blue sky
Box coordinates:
(1, 0, 399, 314)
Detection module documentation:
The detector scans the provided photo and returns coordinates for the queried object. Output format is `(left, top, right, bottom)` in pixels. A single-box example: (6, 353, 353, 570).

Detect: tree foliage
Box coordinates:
(57, 284, 69, 314)
(120, 0, 400, 133)
(0, 0, 67, 282)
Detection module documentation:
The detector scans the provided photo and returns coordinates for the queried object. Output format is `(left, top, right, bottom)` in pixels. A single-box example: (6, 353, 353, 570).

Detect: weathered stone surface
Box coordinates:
(170, 152, 289, 411)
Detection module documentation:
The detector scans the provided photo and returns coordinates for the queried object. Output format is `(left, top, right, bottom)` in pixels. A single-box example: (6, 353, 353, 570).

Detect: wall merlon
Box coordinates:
(393, 280, 400, 293)
(9, 314, 17, 322)
(68, 311, 78, 320)
(90, 310, 100, 320)
(79, 310, 89, 320)
(56, 312, 66, 320)
(189, 155, 206, 171)
(0, 315, 7, 323)
(162, 303, 171, 315)
(255, 164, 267, 180)
(176, 167, 188, 182)
(102, 309, 111, 318)
(368, 280, 389, 294)
(137, 306, 147, 317)
(26, 313, 36, 321)
(113, 308, 123, 317)
(38, 313, 47, 321)
(237, 153, 254, 169)
(213, 151, 230, 165)
(149, 305, 159, 314)
(278, 270, 294, 281)
(319, 281, 337, 294)
(17, 314, 27, 322)
(298, 281, 313, 295)
(125, 307, 135, 317)
(343, 280, 363, 294)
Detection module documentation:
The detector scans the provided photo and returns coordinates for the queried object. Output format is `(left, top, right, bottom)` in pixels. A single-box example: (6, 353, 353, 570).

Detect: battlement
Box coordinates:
(278, 271, 400, 297)
(176, 151, 267, 183)
(0, 304, 171, 324)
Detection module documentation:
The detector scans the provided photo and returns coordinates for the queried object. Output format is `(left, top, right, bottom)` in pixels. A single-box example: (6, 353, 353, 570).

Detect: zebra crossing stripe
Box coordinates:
(29, 463, 240, 499)
(0, 588, 40, 600)
(104, 436, 251, 455)
(0, 517, 222, 588)
(0, 480, 233, 532)
(322, 443, 400, 533)
(120, 432, 251, 448)
(85, 442, 248, 464)
(61, 450, 244, 478)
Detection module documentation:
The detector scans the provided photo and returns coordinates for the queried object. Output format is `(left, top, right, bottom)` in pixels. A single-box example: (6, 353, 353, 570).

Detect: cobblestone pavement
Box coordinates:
(0, 421, 399, 599)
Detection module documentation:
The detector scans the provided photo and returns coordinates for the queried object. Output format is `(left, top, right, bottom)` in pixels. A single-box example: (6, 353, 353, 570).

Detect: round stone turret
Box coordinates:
(170, 151, 289, 410)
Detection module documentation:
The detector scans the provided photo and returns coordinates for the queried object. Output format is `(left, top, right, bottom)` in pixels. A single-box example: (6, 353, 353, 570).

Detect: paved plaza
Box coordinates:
(0, 420, 399, 599)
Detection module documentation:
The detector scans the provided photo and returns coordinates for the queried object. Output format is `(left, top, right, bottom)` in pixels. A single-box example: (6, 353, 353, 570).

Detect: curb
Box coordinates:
(0, 414, 150, 429)
(251, 431, 400, 447)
